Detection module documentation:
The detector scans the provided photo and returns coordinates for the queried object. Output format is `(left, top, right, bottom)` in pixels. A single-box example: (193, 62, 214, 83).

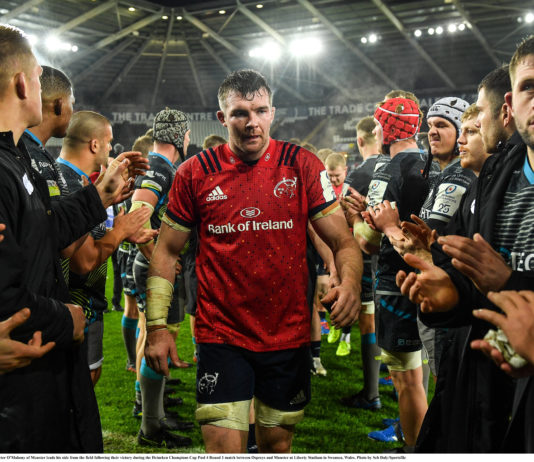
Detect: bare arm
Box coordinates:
(311, 208, 362, 327)
(307, 221, 338, 285)
(69, 207, 151, 275)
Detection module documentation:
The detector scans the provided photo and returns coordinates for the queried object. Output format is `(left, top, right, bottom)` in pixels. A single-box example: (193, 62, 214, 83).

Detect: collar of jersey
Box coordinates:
(57, 157, 90, 181)
(24, 129, 43, 148)
(222, 138, 276, 167)
(523, 154, 534, 185)
(149, 151, 174, 169)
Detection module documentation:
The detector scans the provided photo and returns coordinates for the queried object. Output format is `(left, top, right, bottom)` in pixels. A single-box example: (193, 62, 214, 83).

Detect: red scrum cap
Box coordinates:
(374, 97, 420, 145)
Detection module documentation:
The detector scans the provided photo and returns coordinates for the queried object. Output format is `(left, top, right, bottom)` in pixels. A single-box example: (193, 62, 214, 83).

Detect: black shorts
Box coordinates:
(375, 293, 421, 352)
(196, 343, 311, 412)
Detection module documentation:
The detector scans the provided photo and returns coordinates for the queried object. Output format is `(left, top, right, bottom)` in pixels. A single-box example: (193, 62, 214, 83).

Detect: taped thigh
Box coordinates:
(195, 400, 251, 431)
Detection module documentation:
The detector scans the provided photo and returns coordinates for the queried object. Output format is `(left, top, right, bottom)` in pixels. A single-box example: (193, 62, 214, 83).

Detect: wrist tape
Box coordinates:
(146, 276, 173, 327)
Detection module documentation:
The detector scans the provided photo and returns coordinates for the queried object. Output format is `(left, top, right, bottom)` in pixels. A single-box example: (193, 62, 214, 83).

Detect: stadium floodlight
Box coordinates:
(448, 24, 457, 33)
(428, 27, 435, 35)
(369, 33, 377, 43)
(219, 10, 226, 15)
(526, 12, 534, 23)
(414, 29, 422, 37)
(71, 45, 78, 52)
(436, 26, 444, 34)
(249, 42, 281, 61)
(256, 4, 263, 8)
(290, 37, 323, 57)
(177, 15, 183, 20)
(128, 7, 135, 12)
(361, 36, 368, 44)
(162, 15, 168, 20)
(45, 36, 61, 52)
(458, 23, 466, 31)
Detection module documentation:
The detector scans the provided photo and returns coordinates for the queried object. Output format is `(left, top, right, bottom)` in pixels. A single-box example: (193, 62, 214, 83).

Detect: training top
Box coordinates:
(22, 130, 70, 198)
(58, 160, 108, 320)
(164, 138, 338, 352)
(133, 151, 177, 231)
(419, 157, 476, 234)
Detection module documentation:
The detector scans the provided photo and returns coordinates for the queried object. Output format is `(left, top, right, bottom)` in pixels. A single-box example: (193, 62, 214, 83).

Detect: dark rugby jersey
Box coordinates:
(345, 154, 380, 197)
(164, 139, 338, 352)
(493, 155, 534, 272)
(133, 151, 176, 231)
(58, 159, 108, 320)
(367, 148, 437, 291)
(419, 157, 475, 234)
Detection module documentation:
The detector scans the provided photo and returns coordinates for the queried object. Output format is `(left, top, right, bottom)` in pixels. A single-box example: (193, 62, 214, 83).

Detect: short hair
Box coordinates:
(356, 116, 376, 145)
(316, 148, 333, 163)
(40, 65, 72, 101)
(145, 127, 154, 138)
(218, 69, 272, 111)
(510, 35, 534, 87)
(325, 152, 346, 170)
(461, 103, 480, 122)
(301, 142, 317, 155)
(289, 137, 301, 145)
(0, 25, 34, 96)
(132, 134, 152, 157)
(202, 134, 227, 150)
(63, 111, 111, 150)
(478, 65, 511, 117)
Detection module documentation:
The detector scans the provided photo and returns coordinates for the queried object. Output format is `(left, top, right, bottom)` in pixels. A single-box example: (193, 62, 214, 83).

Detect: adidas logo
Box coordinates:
(206, 186, 227, 202)
(289, 389, 307, 406)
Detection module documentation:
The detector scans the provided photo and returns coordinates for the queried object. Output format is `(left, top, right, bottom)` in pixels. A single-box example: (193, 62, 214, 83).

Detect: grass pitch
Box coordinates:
(98, 269, 432, 453)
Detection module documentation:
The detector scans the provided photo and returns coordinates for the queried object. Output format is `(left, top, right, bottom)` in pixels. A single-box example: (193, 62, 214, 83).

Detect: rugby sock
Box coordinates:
(247, 423, 257, 453)
(361, 333, 381, 400)
(121, 315, 138, 368)
(140, 358, 165, 435)
(340, 326, 351, 343)
(135, 380, 142, 405)
(311, 340, 321, 358)
(421, 349, 430, 397)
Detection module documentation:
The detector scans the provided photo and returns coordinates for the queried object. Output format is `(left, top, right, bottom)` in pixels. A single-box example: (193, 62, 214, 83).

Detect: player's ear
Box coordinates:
(14, 72, 27, 99)
(216, 110, 226, 127)
(89, 138, 98, 153)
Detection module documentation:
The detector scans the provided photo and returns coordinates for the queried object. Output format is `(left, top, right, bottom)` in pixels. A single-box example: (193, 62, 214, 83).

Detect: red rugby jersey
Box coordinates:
(165, 138, 337, 351)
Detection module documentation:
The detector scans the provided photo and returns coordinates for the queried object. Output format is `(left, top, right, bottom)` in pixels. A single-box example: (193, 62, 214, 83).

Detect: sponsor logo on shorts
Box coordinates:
(240, 207, 261, 218)
(289, 389, 306, 406)
(198, 372, 219, 395)
(206, 186, 227, 201)
(274, 177, 297, 198)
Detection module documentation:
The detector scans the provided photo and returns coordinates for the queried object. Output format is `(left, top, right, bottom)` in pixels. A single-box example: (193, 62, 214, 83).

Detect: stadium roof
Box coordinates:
(2, 0, 532, 110)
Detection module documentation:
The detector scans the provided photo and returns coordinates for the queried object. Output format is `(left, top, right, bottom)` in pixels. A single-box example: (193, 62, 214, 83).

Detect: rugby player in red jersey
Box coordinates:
(144, 69, 362, 453)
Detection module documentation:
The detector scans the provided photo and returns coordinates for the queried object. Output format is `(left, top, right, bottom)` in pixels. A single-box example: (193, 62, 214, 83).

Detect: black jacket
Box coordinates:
(0, 132, 106, 452)
(416, 132, 531, 452)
